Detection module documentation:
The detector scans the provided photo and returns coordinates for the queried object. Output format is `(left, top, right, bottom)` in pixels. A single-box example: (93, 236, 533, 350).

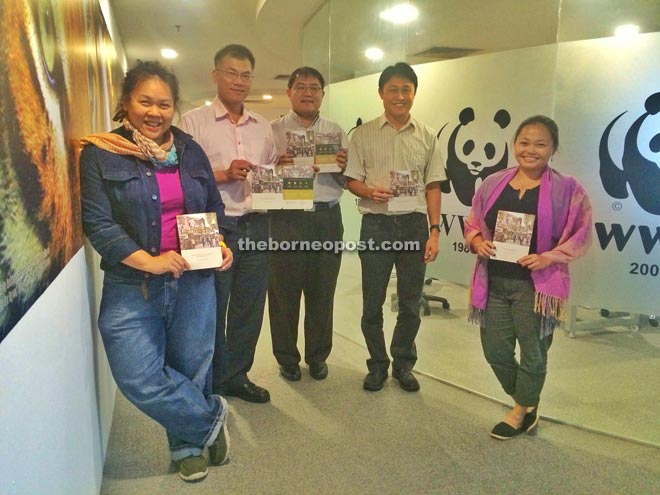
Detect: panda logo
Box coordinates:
(599, 92, 660, 215)
(440, 107, 511, 206)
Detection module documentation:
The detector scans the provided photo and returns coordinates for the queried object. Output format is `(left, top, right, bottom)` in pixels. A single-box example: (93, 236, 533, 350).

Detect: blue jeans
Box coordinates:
(358, 213, 428, 372)
(213, 213, 270, 392)
(481, 275, 554, 407)
(98, 270, 225, 461)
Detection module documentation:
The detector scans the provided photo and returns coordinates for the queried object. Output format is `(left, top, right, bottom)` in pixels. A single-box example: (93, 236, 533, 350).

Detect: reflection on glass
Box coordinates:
(303, 0, 660, 447)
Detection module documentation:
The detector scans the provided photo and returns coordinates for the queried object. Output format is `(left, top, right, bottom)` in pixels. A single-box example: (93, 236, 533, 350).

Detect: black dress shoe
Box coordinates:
(225, 381, 270, 403)
(280, 364, 301, 381)
(392, 369, 420, 392)
(363, 370, 388, 391)
(309, 362, 328, 380)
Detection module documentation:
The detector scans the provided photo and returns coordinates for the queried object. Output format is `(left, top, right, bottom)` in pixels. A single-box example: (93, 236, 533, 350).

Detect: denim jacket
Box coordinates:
(80, 125, 227, 279)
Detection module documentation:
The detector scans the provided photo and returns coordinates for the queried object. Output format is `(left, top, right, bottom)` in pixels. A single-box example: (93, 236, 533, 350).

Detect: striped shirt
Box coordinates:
(344, 114, 446, 215)
(271, 111, 348, 203)
(180, 97, 278, 217)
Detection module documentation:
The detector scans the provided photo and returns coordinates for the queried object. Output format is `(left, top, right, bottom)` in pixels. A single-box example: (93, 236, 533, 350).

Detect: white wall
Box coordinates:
(0, 1, 123, 493)
(0, 250, 107, 495)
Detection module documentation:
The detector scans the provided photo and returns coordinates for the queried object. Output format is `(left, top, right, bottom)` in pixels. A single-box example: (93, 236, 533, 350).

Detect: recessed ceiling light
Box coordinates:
(380, 4, 419, 25)
(262, 94, 273, 101)
(204, 100, 212, 106)
(614, 24, 640, 38)
(161, 48, 178, 59)
(365, 47, 384, 61)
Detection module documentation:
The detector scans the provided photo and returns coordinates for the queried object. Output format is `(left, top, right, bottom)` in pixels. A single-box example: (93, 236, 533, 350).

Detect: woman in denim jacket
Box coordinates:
(80, 61, 232, 482)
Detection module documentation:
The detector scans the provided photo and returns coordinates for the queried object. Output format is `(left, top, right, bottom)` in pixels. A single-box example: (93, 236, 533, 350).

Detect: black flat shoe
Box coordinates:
(280, 364, 302, 381)
(392, 369, 420, 392)
(225, 381, 271, 403)
(522, 408, 539, 435)
(309, 362, 328, 380)
(490, 421, 523, 440)
(363, 370, 388, 391)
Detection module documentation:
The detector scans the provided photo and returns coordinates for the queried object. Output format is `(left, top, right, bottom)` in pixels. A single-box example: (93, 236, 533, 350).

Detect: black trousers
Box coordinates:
(213, 213, 270, 393)
(268, 204, 343, 366)
(358, 212, 428, 372)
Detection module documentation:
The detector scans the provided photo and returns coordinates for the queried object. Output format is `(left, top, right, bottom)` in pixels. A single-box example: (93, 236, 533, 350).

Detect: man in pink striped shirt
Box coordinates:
(181, 44, 278, 404)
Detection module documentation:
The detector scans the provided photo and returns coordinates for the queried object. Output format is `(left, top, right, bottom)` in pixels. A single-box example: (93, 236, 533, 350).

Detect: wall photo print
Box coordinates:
(0, 0, 122, 343)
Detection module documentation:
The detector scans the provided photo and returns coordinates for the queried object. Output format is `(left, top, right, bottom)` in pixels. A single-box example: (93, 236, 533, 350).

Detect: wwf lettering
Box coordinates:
(595, 223, 660, 254)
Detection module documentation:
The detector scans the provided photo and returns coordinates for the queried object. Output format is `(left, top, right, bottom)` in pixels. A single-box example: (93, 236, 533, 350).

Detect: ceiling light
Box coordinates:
(204, 100, 212, 106)
(160, 48, 178, 59)
(380, 4, 419, 25)
(262, 94, 273, 101)
(365, 47, 384, 61)
(614, 24, 640, 38)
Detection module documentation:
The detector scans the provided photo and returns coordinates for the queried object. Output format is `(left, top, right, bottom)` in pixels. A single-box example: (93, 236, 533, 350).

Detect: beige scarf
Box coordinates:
(81, 120, 175, 165)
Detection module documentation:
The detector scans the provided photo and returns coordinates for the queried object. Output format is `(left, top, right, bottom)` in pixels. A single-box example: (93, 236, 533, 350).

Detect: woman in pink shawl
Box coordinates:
(464, 115, 592, 440)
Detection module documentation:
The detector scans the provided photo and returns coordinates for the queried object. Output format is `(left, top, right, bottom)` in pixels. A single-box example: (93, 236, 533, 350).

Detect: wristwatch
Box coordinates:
(429, 224, 440, 233)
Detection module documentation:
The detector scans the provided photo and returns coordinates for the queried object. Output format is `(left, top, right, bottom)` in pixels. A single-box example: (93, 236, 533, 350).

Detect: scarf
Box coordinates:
(80, 120, 178, 168)
(464, 165, 593, 337)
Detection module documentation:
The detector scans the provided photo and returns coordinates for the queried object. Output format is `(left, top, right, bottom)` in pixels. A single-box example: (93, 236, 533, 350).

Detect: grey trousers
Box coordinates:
(481, 275, 553, 407)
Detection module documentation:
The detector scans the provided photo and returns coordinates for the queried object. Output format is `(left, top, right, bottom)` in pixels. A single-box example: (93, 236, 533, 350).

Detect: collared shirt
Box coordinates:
(271, 110, 348, 203)
(344, 114, 446, 215)
(180, 97, 278, 217)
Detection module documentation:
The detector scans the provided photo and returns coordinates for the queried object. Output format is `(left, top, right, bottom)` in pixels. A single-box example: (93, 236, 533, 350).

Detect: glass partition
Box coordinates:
(303, 0, 660, 447)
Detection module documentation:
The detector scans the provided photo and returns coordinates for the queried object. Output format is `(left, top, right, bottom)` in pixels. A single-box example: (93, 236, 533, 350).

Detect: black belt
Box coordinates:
(313, 200, 340, 210)
(365, 212, 425, 223)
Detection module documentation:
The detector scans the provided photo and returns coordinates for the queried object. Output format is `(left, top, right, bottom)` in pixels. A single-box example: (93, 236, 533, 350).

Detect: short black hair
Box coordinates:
(514, 115, 559, 151)
(214, 44, 255, 69)
(113, 60, 179, 122)
(287, 66, 325, 89)
(378, 62, 418, 92)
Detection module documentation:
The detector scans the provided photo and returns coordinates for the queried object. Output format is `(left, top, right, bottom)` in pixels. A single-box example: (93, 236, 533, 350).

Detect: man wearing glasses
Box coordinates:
(269, 67, 348, 382)
(181, 44, 278, 404)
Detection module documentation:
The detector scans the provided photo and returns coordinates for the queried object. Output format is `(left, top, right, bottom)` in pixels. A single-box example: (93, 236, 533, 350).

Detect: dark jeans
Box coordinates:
(481, 275, 554, 407)
(213, 213, 270, 393)
(268, 204, 343, 366)
(358, 213, 428, 373)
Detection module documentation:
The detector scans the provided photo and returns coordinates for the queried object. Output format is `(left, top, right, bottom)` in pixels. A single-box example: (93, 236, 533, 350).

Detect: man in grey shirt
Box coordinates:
(343, 62, 446, 393)
(269, 67, 348, 382)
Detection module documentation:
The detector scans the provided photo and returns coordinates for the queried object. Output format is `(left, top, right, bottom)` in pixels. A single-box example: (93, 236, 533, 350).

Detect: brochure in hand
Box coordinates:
(491, 210, 535, 263)
(251, 163, 314, 210)
(251, 164, 283, 210)
(282, 164, 314, 209)
(176, 212, 223, 270)
(387, 170, 423, 212)
(286, 130, 315, 166)
(314, 132, 342, 173)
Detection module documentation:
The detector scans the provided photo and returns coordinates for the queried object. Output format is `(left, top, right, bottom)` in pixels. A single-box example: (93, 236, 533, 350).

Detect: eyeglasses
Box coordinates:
(215, 68, 253, 83)
(291, 84, 323, 94)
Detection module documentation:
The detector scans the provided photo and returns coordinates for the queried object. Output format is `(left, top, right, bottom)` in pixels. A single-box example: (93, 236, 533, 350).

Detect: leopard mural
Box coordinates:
(440, 107, 512, 207)
(0, 0, 103, 342)
(599, 91, 660, 216)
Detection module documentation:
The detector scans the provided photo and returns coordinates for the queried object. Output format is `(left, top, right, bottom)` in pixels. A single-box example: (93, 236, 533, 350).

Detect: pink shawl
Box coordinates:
(464, 165, 592, 337)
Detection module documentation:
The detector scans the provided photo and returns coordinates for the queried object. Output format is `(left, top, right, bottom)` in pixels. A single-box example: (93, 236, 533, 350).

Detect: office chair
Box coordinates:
(420, 277, 449, 316)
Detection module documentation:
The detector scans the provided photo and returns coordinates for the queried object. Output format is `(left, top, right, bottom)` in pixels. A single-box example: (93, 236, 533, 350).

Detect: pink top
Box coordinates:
(156, 168, 184, 252)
